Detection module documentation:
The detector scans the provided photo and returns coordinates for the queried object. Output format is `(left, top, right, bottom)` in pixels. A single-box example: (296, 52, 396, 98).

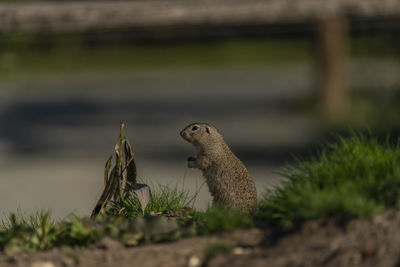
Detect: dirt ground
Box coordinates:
(1, 210, 400, 267)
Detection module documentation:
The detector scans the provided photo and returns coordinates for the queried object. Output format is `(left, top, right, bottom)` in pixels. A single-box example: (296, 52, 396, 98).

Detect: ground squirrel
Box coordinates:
(180, 123, 257, 213)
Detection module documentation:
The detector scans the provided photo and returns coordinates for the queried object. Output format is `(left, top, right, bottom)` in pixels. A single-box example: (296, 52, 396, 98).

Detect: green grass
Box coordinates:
(1, 133, 400, 251)
(108, 183, 194, 217)
(204, 242, 233, 260)
(0, 35, 312, 78)
(0, 207, 252, 252)
(0, 211, 108, 252)
(107, 182, 253, 235)
(255, 133, 400, 229)
(1, 32, 399, 79)
(0, 210, 56, 252)
(193, 206, 253, 235)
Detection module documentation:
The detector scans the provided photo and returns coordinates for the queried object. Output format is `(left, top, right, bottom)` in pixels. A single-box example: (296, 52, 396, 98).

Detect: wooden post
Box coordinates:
(318, 17, 349, 121)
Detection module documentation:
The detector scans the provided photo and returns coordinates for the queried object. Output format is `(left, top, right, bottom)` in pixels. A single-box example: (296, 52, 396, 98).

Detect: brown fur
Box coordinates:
(180, 123, 257, 213)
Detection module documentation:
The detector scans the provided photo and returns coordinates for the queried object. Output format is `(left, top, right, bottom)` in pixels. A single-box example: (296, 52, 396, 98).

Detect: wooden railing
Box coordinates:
(0, 0, 399, 33)
(1, 0, 399, 119)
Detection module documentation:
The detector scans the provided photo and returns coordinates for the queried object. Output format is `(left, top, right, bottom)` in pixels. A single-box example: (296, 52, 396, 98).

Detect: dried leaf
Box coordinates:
(123, 139, 137, 185)
(119, 121, 125, 140)
(114, 149, 123, 201)
(132, 184, 151, 215)
(114, 143, 120, 154)
(118, 207, 126, 215)
(91, 166, 119, 218)
(104, 155, 113, 187)
(91, 121, 140, 218)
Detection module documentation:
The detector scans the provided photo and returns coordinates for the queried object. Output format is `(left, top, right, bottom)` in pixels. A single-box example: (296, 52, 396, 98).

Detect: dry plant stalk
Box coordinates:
(91, 122, 137, 218)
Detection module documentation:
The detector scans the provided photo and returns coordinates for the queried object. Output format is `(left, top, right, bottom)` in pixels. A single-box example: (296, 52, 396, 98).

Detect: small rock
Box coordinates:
(6, 256, 17, 264)
(233, 247, 252, 255)
(144, 212, 157, 219)
(233, 247, 244, 255)
(188, 255, 201, 267)
(31, 261, 55, 267)
(61, 256, 76, 267)
(361, 247, 376, 258)
(96, 237, 123, 250)
(144, 216, 180, 236)
(164, 209, 183, 217)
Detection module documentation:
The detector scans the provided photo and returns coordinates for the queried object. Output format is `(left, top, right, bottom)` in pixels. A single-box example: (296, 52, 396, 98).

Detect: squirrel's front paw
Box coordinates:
(187, 157, 197, 168)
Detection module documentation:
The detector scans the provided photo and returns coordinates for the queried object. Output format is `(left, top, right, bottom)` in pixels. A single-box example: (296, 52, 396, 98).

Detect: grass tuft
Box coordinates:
(0, 210, 56, 252)
(194, 206, 253, 235)
(255, 133, 400, 229)
(108, 183, 193, 218)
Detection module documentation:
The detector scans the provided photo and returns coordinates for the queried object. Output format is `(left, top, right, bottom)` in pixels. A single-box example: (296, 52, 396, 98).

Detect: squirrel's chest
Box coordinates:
(203, 161, 233, 188)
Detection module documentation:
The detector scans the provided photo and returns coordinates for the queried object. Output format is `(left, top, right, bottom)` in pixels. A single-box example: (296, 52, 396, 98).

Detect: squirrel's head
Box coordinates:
(180, 123, 222, 147)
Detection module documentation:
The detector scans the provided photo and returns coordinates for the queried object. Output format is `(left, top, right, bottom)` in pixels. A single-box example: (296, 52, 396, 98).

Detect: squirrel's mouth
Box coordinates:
(180, 130, 195, 144)
(180, 130, 189, 140)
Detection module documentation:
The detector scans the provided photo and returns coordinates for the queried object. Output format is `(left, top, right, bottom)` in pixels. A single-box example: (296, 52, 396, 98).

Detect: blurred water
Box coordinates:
(0, 59, 399, 219)
(0, 65, 312, 219)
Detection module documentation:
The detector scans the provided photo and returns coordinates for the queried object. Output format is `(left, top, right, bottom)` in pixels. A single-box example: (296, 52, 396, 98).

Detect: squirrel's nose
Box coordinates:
(180, 130, 185, 138)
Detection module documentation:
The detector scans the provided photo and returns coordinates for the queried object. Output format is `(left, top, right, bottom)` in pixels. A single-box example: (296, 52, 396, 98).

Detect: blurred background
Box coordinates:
(0, 0, 399, 219)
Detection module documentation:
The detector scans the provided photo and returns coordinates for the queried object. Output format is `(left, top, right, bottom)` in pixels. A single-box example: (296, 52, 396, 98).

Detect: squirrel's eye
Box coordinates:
(191, 126, 199, 131)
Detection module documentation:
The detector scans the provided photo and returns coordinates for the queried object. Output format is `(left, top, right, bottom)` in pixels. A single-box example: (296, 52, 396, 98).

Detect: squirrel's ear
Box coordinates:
(206, 127, 210, 134)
